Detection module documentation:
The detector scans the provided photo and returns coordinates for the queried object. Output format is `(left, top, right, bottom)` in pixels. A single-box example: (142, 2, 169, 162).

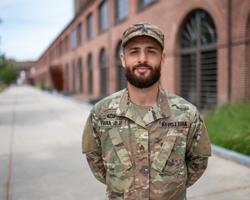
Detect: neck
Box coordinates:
(127, 82, 160, 107)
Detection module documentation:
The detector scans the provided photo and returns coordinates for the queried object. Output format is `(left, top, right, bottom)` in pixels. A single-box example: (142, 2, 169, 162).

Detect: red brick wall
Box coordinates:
(32, 0, 250, 105)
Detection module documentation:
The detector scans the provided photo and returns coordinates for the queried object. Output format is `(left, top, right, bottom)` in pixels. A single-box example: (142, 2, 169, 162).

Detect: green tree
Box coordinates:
(0, 55, 18, 85)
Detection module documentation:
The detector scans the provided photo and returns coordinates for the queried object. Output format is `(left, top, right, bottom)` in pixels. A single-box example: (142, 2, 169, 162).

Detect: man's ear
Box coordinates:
(161, 51, 166, 65)
(120, 53, 126, 68)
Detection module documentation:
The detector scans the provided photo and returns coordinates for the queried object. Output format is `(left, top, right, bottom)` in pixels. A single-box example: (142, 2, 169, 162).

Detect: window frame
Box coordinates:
(77, 22, 83, 46)
(178, 9, 217, 109)
(115, 0, 128, 24)
(99, 48, 108, 95)
(87, 13, 94, 40)
(98, 0, 109, 33)
(87, 53, 93, 95)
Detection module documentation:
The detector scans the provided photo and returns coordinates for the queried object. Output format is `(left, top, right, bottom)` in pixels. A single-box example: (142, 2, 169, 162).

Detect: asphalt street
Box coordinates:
(0, 86, 249, 200)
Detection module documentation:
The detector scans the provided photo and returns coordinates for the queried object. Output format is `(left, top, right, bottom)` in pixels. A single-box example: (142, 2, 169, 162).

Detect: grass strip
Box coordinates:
(205, 102, 250, 156)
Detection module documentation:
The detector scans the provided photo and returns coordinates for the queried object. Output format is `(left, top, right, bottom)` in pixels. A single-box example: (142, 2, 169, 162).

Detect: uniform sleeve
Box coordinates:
(185, 111, 211, 187)
(82, 112, 106, 184)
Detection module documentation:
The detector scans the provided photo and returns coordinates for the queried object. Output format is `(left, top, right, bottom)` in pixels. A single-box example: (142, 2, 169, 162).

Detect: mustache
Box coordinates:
(132, 63, 153, 70)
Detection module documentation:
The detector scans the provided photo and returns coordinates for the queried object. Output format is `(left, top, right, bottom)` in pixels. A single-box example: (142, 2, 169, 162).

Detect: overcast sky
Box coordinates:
(0, 0, 73, 61)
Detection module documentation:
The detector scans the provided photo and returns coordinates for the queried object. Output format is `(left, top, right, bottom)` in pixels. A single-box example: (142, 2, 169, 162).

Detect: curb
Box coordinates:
(212, 144, 250, 168)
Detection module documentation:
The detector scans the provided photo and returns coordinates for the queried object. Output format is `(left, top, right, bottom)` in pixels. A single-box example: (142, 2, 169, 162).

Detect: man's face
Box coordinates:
(120, 36, 165, 89)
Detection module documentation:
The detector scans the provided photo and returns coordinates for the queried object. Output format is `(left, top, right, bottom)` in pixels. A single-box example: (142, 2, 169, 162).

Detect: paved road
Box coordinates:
(0, 86, 249, 200)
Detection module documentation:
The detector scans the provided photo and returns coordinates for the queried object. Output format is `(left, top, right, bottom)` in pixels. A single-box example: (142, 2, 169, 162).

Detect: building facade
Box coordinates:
(30, 0, 250, 109)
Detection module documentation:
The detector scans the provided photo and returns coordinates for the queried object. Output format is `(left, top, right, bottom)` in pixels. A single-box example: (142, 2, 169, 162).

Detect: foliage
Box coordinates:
(0, 55, 18, 85)
(0, 83, 5, 92)
(205, 102, 250, 156)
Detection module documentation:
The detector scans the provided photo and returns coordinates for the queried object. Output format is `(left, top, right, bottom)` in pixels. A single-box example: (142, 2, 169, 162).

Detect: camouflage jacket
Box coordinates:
(82, 87, 211, 200)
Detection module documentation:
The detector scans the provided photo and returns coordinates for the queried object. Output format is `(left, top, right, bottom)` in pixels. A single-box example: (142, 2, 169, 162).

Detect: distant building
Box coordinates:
(31, 0, 250, 109)
(15, 61, 35, 85)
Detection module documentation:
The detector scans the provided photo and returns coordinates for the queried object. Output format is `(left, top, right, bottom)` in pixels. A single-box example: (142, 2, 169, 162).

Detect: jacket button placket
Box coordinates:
(134, 129, 150, 198)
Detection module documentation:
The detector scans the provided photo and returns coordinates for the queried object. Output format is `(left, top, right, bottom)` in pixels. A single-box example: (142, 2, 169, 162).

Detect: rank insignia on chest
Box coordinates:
(107, 113, 116, 118)
(161, 121, 189, 128)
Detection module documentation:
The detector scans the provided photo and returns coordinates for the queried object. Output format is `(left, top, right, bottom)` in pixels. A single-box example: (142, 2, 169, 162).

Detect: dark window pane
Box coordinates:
(116, 41, 127, 90)
(87, 13, 93, 39)
(180, 10, 217, 49)
(70, 29, 77, 49)
(200, 12, 217, 45)
(200, 50, 217, 108)
(138, 0, 156, 10)
(99, 49, 108, 95)
(64, 63, 70, 92)
(78, 57, 83, 93)
(116, 0, 128, 22)
(88, 54, 93, 94)
(180, 54, 197, 104)
(72, 60, 77, 93)
(99, 1, 109, 32)
(77, 23, 83, 45)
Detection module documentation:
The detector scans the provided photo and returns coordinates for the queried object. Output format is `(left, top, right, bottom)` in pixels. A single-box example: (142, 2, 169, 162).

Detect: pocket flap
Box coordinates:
(109, 128, 132, 169)
(152, 134, 176, 172)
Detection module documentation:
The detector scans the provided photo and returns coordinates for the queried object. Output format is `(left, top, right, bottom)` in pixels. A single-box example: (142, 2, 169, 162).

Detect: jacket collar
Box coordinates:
(116, 86, 171, 127)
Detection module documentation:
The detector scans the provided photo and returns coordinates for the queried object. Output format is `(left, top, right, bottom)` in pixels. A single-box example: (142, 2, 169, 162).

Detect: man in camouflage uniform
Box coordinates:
(82, 22, 211, 200)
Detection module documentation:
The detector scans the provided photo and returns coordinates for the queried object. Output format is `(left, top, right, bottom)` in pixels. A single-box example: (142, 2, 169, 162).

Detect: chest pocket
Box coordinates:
(108, 128, 132, 170)
(105, 128, 133, 192)
(152, 128, 186, 175)
(152, 133, 176, 172)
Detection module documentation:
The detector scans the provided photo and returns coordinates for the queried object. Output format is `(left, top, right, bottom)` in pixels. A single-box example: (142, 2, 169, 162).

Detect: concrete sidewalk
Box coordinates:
(0, 86, 249, 200)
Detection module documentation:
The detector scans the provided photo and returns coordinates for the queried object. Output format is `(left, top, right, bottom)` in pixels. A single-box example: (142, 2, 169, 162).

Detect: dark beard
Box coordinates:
(125, 63, 161, 88)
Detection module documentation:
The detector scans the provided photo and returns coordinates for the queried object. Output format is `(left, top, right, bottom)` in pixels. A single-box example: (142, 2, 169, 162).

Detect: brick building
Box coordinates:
(30, 0, 250, 109)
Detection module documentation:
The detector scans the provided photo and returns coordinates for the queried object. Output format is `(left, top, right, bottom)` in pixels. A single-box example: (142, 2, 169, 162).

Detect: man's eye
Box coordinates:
(149, 50, 155, 53)
(129, 50, 137, 54)
(148, 49, 157, 54)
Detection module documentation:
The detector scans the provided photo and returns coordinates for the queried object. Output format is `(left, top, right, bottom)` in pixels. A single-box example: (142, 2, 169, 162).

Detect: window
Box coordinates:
(87, 13, 93, 39)
(64, 63, 70, 92)
(116, 41, 127, 90)
(78, 57, 83, 93)
(138, 0, 156, 10)
(77, 23, 83, 45)
(99, 48, 108, 95)
(64, 35, 69, 53)
(179, 9, 217, 109)
(115, 0, 128, 23)
(49, 50, 56, 61)
(58, 41, 63, 57)
(87, 54, 93, 94)
(72, 60, 77, 93)
(99, 0, 109, 32)
(70, 29, 77, 49)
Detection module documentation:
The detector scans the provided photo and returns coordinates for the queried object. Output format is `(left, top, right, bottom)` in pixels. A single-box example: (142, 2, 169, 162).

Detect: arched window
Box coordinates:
(72, 60, 77, 94)
(179, 9, 217, 109)
(99, 48, 108, 95)
(87, 54, 93, 95)
(78, 57, 83, 93)
(116, 41, 127, 90)
(64, 63, 69, 92)
(115, 0, 128, 23)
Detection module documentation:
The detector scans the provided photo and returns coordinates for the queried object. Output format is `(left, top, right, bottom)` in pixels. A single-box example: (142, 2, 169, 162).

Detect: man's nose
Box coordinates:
(138, 51, 147, 63)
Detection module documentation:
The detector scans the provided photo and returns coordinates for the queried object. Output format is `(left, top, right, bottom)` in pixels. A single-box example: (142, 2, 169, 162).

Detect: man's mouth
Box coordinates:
(136, 66, 149, 73)
(133, 64, 152, 74)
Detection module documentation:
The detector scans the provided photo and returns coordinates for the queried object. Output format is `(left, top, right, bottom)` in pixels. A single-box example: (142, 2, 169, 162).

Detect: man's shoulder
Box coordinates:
(91, 89, 126, 114)
(165, 90, 198, 121)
